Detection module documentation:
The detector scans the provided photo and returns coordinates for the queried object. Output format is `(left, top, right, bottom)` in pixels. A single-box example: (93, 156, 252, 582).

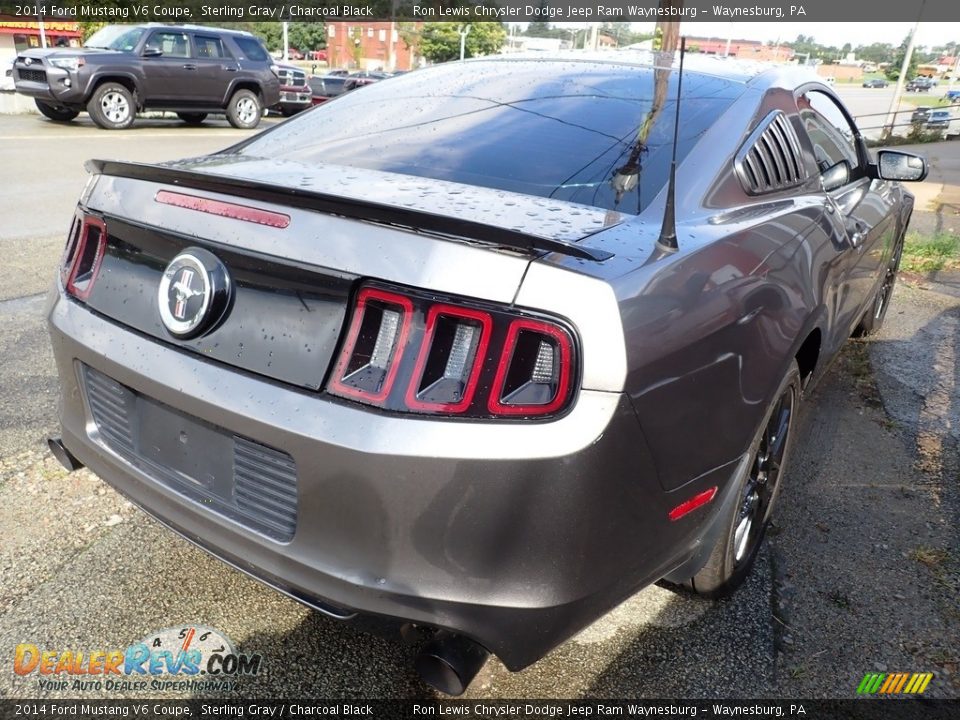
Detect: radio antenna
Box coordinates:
(656, 35, 686, 253)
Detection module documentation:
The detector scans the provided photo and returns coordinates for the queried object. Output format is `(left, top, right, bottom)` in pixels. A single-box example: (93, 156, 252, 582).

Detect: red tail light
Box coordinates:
(488, 319, 572, 416)
(62, 213, 107, 301)
(327, 284, 577, 419)
(328, 288, 413, 403)
(405, 304, 492, 413)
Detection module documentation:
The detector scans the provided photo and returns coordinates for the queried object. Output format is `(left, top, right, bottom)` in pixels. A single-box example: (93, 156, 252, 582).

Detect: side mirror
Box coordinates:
(142, 46, 163, 58)
(875, 150, 928, 182)
(821, 161, 851, 192)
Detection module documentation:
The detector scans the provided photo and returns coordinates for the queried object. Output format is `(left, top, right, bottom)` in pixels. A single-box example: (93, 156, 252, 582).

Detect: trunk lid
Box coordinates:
(80, 158, 617, 390)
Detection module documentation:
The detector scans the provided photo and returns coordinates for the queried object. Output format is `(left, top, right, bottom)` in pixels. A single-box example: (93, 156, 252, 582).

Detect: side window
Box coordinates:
(194, 35, 228, 59)
(233, 36, 269, 62)
(148, 32, 190, 59)
(797, 90, 860, 173)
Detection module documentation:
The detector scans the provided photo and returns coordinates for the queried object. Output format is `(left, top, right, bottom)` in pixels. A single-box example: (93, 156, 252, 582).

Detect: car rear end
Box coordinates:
(47, 58, 748, 684)
(308, 75, 347, 105)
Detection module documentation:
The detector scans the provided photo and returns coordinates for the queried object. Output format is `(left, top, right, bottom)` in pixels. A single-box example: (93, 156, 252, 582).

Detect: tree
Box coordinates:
(78, 22, 108, 42)
(855, 42, 895, 65)
(525, 21, 553, 38)
(886, 32, 919, 81)
(288, 23, 327, 53)
(419, 22, 507, 63)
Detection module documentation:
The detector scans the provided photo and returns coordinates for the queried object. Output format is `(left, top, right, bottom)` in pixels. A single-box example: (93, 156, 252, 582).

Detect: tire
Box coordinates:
(177, 112, 207, 125)
(226, 89, 262, 129)
(854, 233, 904, 337)
(34, 100, 78, 122)
(87, 82, 135, 130)
(688, 361, 802, 598)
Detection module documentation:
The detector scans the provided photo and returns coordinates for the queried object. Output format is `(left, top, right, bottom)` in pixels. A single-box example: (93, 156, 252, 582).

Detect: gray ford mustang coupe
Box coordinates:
(47, 52, 926, 694)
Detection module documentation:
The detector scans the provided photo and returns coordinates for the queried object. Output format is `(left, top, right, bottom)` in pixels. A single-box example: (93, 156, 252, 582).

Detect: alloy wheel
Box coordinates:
(100, 91, 130, 124)
(874, 241, 903, 321)
(733, 385, 795, 565)
(236, 97, 258, 125)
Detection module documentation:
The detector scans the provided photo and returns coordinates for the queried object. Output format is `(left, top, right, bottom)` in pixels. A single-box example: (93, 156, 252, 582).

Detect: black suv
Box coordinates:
(12, 24, 280, 130)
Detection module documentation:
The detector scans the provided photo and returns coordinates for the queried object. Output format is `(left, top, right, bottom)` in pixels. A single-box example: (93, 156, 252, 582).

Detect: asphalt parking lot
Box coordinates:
(0, 111, 958, 700)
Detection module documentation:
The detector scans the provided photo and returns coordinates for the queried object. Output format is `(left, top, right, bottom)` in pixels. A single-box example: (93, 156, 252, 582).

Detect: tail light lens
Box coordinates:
(488, 319, 572, 416)
(327, 283, 577, 419)
(61, 212, 107, 301)
(329, 288, 413, 403)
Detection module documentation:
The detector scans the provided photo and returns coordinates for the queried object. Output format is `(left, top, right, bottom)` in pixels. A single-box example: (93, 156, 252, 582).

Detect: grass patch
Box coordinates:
(898, 94, 951, 108)
(911, 546, 950, 568)
(901, 232, 960, 274)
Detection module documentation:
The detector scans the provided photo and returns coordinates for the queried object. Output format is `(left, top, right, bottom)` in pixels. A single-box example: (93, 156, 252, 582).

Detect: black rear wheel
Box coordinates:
(688, 361, 801, 598)
(35, 100, 79, 122)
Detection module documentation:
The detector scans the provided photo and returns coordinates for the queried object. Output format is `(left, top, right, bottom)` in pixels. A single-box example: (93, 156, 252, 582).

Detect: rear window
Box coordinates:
(235, 59, 742, 214)
(233, 36, 268, 62)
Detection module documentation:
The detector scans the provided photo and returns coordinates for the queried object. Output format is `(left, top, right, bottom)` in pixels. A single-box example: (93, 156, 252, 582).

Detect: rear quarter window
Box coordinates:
(233, 36, 269, 62)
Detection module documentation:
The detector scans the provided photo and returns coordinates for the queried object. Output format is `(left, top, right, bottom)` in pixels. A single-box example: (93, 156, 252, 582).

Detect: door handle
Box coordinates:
(182, 63, 197, 70)
(223, 65, 239, 72)
(847, 220, 867, 249)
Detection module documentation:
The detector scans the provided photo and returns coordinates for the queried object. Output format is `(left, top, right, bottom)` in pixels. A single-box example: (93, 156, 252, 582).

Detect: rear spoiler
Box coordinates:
(85, 159, 614, 262)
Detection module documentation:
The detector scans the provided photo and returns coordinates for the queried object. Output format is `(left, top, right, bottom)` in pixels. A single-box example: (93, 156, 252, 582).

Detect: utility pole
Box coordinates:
(36, 3, 46, 48)
(882, 3, 925, 141)
(655, 0, 682, 52)
(386, 0, 397, 71)
(459, 24, 471, 62)
(282, 22, 289, 61)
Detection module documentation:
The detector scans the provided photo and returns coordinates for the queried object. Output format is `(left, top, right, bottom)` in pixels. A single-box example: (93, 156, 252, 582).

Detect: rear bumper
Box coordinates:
(48, 291, 734, 670)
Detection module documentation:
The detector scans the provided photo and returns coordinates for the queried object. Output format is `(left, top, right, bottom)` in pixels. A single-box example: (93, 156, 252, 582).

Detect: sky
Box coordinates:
(516, 23, 960, 51)
(642, 22, 960, 49)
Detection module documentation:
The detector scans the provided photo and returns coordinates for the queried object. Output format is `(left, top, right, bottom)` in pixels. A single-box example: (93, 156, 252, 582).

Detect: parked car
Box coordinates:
(343, 76, 379, 92)
(307, 50, 328, 62)
(47, 56, 926, 695)
(906, 77, 936, 92)
(274, 64, 312, 116)
(326, 68, 350, 77)
(911, 106, 933, 125)
(946, 89, 960, 103)
(926, 108, 960, 137)
(862, 78, 888, 88)
(11, 24, 279, 129)
(308, 74, 348, 105)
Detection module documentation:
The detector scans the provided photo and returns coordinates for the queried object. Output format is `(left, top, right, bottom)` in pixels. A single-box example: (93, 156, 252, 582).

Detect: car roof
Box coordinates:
(128, 23, 257, 38)
(464, 51, 826, 92)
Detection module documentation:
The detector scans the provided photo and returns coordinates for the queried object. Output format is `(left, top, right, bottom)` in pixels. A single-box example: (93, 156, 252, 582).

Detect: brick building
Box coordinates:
(325, 22, 422, 72)
(685, 37, 794, 62)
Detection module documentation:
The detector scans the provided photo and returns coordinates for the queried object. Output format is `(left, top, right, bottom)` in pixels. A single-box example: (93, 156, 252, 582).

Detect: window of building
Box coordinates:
(379, 29, 386, 42)
(329, 26, 336, 38)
